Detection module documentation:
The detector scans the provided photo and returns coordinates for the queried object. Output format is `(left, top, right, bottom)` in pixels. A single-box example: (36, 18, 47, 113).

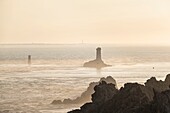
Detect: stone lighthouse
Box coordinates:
(83, 47, 111, 68)
(96, 47, 101, 60)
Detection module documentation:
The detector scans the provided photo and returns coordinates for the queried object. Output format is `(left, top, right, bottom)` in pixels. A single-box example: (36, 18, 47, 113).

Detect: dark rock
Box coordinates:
(100, 76, 117, 87)
(80, 103, 99, 113)
(99, 83, 154, 113)
(68, 81, 118, 113)
(68, 109, 82, 113)
(92, 81, 118, 104)
(165, 74, 170, 87)
(134, 89, 170, 113)
(68, 74, 170, 113)
(152, 90, 170, 113)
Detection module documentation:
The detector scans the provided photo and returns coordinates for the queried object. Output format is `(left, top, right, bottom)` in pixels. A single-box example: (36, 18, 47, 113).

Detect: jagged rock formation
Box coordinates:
(134, 90, 170, 113)
(99, 83, 154, 113)
(151, 90, 170, 113)
(92, 81, 118, 104)
(68, 81, 118, 113)
(68, 74, 170, 113)
(145, 74, 170, 92)
(51, 76, 117, 104)
(83, 47, 111, 68)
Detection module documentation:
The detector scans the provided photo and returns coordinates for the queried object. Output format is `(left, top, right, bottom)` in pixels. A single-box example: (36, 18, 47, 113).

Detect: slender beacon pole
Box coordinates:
(28, 55, 31, 65)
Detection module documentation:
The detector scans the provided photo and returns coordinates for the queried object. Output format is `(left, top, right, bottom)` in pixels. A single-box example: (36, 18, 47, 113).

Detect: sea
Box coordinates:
(0, 44, 170, 113)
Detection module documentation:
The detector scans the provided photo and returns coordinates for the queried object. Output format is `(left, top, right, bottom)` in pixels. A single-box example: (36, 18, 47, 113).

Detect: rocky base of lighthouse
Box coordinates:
(83, 59, 111, 68)
(83, 47, 111, 68)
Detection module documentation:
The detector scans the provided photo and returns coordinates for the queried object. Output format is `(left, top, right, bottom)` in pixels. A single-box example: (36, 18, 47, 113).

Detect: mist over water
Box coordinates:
(0, 44, 170, 113)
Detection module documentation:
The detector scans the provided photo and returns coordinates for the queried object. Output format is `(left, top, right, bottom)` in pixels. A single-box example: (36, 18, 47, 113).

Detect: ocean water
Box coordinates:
(0, 44, 170, 113)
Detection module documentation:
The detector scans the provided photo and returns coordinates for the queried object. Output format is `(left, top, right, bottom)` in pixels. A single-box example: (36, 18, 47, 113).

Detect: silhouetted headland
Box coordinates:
(83, 47, 111, 68)
(68, 74, 170, 113)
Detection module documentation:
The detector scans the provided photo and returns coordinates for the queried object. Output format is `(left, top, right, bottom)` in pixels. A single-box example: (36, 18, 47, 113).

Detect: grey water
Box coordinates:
(0, 44, 170, 113)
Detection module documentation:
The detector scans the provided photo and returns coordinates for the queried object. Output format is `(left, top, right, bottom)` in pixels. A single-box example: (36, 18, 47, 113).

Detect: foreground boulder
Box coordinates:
(152, 90, 170, 113)
(134, 89, 170, 113)
(92, 81, 118, 104)
(68, 81, 118, 113)
(51, 76, 117, 104)
(98, 83, 154, 113)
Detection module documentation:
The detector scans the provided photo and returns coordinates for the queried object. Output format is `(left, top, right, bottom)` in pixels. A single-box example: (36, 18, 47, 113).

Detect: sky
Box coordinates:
(1, 0, 170, 45)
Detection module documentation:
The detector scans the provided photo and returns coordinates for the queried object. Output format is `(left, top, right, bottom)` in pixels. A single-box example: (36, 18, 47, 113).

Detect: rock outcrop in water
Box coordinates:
(83, 47, 111, 68)
(51, 76, 117, 104)
(68, 74, 170, 113)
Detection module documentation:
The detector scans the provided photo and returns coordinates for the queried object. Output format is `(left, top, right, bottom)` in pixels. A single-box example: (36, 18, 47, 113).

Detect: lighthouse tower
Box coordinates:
(83, 47, 111, 68)
(96, 47, 101, 60)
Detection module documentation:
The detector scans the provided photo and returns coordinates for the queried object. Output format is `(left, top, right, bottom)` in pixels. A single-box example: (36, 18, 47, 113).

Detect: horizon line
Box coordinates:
(1, 42, 170, 47)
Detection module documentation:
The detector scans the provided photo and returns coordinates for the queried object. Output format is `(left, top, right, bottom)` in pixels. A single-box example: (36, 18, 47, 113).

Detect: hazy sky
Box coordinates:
(1, 0, 170, 45)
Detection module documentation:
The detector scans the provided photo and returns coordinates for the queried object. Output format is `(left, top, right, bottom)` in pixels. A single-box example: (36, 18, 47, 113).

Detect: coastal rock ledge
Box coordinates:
(68, 74, 170, 113)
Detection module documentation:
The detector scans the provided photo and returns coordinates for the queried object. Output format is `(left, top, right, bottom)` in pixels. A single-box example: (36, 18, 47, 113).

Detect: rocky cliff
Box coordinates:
(68, 74, 170, 113)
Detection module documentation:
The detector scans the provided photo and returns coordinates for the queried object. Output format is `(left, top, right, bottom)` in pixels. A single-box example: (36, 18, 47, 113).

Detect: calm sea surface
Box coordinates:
(0, 44, 170, 113)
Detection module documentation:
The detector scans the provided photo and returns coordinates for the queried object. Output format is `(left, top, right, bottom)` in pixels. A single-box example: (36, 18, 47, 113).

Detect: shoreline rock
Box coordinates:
(68, 74, 170, 113)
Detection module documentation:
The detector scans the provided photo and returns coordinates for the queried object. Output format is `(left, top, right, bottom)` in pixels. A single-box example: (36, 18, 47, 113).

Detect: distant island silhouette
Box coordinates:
(83, 47, 111, 68)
